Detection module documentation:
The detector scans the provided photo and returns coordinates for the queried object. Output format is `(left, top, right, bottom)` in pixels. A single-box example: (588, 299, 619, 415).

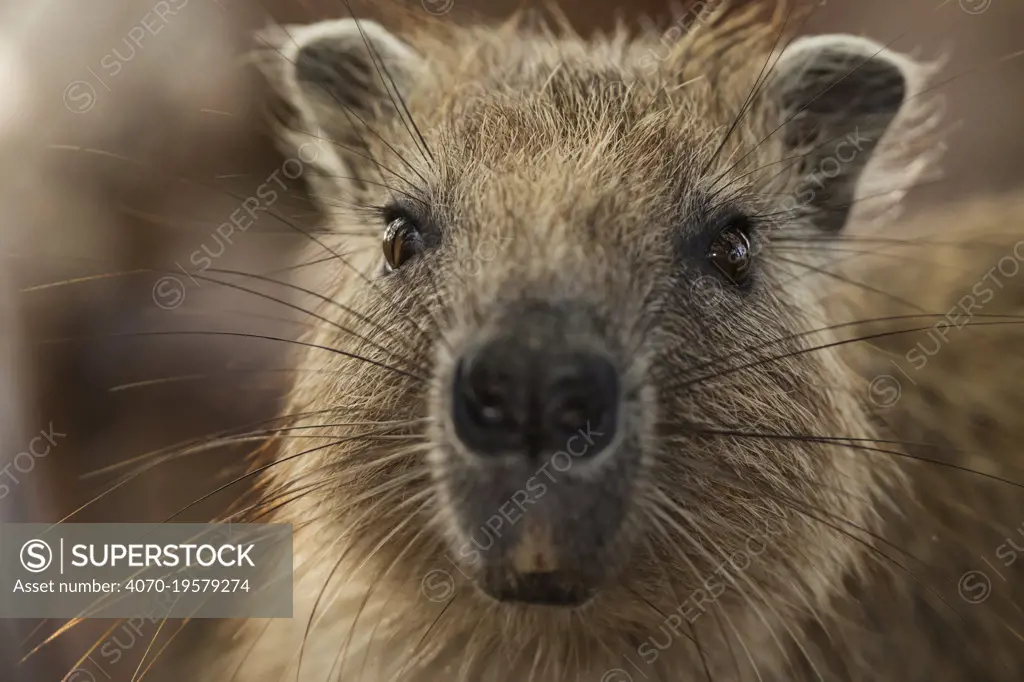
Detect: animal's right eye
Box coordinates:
(383, 214, 425, 270)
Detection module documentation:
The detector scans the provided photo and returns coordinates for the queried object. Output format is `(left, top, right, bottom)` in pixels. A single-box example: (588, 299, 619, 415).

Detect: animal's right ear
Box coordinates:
(763, 35, 937, 233)
(254, 19, 422, 178)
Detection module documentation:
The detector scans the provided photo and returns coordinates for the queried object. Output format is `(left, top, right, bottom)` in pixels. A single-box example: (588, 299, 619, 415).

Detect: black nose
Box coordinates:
(452, 336, 619, 458)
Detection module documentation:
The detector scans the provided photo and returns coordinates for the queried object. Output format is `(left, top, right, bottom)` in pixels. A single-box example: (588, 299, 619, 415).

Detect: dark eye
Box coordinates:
(383, 214, 425, 270)
(707, 219, 753, 284)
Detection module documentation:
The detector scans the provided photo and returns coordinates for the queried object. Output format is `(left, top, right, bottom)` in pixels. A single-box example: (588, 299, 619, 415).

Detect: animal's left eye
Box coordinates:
(707, 219, 753, 284)
(383, 214, 425, 270)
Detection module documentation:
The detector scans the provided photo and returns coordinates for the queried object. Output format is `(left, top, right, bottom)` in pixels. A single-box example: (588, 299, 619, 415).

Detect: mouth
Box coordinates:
(440, 456, 635, 609)
(479, 570, 596, 607)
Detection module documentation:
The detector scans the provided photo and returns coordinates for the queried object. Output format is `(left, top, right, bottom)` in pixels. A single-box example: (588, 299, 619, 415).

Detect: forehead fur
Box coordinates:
(395, 5, 790, 167)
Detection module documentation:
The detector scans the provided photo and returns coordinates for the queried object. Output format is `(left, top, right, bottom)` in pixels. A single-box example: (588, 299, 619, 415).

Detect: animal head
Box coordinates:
(254, 4, 935, 675)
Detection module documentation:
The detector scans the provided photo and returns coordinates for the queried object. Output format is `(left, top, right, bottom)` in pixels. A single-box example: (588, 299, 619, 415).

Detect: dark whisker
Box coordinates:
(40, 329, 425, 381)
(675, 319, 1024, 394)
(769, 253, 931, 313)
(159, 425, 409, 524)
(261, 27, 431, 189)
(343, 0, 436, 165)
(690, 427, 1024, 489)
(657, 313, 1024, 388)
(708, 24, 911, 192)
(700, 1, 806, 177)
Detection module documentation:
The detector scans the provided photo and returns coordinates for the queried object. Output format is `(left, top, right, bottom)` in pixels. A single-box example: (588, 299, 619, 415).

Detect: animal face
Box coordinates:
(256, 5, 928, 662)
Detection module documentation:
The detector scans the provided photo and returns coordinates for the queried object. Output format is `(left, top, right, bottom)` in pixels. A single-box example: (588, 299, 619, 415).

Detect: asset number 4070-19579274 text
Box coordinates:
(124, 578, 251, 593)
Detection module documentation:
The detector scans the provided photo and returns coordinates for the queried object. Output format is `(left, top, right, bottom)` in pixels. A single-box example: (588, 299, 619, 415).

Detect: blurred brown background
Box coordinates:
(0, 0, 1022, 679)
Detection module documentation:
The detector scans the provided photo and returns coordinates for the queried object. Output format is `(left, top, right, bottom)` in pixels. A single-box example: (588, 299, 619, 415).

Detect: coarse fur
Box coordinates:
(171, 3, 1024, 681)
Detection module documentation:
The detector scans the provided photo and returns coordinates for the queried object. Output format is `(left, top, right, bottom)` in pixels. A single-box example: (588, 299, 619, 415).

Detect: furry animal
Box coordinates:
(170, 4, 1024, 680)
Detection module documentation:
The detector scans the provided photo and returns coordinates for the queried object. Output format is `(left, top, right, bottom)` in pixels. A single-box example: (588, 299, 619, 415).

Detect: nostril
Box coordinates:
(465, 366, 511, 426)
(541, 352, 618, 454)
(452, 346, 526, 455)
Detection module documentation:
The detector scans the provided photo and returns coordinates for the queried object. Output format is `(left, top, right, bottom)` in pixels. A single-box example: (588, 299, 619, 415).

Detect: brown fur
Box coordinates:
(818, 193, 1024, 681)
(171, 6, 1024, 681)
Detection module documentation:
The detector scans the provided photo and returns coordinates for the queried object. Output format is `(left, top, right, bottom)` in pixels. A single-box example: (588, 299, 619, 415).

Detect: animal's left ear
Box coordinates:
(766, 35, 929, 232)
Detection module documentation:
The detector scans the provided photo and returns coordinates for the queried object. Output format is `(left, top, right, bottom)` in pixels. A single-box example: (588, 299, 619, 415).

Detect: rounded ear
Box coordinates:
(767, 35, 939, 232)
(253, 19, 422, 181)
